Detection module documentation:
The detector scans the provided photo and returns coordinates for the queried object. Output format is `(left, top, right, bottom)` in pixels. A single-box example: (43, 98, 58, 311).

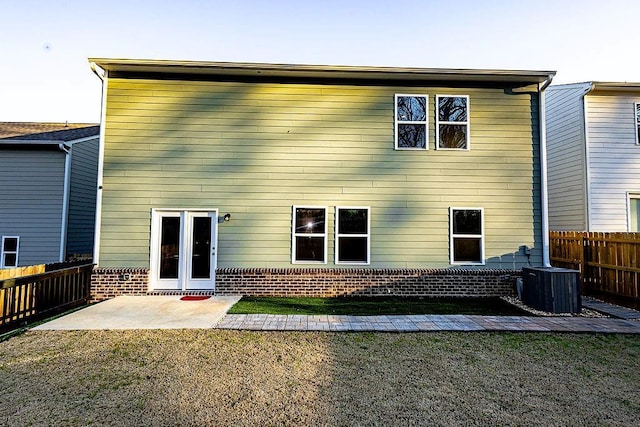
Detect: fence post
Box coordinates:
(582, 232, 588, 294)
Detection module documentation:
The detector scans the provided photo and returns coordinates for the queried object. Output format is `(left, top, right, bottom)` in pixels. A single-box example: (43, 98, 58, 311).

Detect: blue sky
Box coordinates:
(1, 0, 639, 123)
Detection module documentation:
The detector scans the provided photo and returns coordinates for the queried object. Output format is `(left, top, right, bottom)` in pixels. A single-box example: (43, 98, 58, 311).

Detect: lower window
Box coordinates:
(336, 207, 370, 264)
(1, 236, 19, 268)
(450, 208, 484, 264)
(292, 206, 327, 263)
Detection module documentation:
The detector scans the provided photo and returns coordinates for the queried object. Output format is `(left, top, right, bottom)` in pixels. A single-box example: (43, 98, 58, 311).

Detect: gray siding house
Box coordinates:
(0, 123, 100, 267)
(546, 83, 640, 231)
(89, 58, 555, 298)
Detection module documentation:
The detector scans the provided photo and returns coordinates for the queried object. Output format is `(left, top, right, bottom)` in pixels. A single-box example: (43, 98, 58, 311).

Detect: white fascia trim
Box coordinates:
(93, 70, 108, 265)
(435, 94, 470, 151)
(66, 135, 100, 146)
(291, 205, 328, 264)
(449, 207, 485, 266)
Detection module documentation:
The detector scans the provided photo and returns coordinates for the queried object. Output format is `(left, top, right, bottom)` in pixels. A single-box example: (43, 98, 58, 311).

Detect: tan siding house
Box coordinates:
(89, 59, 554, 298)
(546, 82, 640, 232)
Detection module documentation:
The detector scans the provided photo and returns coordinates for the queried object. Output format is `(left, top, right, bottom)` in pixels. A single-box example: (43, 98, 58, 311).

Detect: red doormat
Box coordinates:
(180, 295, 211, 301)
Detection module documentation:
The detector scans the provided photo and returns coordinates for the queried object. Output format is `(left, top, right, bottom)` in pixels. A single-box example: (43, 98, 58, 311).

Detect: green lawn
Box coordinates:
(2, 330, 639, 426)
(227, 296, 530, 316)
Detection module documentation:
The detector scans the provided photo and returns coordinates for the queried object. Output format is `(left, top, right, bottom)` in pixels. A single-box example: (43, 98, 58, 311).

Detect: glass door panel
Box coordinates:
(191, 216, 212, 279)
(160, 216, 181, 279)
(185, 212, 217, 290)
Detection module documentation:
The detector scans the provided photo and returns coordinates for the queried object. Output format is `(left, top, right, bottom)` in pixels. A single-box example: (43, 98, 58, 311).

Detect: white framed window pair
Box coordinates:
(292, 206, 370, 265)
(395, 94, 470, 150)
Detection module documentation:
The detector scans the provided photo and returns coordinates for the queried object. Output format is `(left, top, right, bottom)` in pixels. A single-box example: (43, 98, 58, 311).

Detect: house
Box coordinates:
(88, 58, 555, 299)
(546, 82, 640, 231)
(0, 122, 100, 267)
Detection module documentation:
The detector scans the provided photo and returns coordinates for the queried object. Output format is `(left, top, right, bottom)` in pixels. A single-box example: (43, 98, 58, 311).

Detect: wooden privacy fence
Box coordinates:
(550, 231, 640, 300)
(0, 264, 93, 331)
(0, 264, 46, 280)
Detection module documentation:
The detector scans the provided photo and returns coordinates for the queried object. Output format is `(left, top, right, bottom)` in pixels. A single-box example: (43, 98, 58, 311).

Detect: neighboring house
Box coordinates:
(546, 82, 640, 231)
(88, 58, 554, 298)
(0, 122, 100, 267)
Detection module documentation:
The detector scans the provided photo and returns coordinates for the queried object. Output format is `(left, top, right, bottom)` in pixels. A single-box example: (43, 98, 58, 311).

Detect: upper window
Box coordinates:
(395, 94, 428, 150)
(635, 103, 640, 145)
(437, 95, 470, 150)
(450, 208, 484, 265)
(335, 207, 370, 264)
(1, 236, 19, 268)
(292, 206, 327, 263)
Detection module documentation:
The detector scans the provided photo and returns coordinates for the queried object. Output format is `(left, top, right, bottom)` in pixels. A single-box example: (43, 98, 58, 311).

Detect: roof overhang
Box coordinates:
(89, 58, 555, 87)
(589, 82, 640, 93)
(0, 140, 70, 151)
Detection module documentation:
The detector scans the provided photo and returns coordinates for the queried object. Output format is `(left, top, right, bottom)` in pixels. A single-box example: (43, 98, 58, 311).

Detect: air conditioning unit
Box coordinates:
(522, 267, 581, 313)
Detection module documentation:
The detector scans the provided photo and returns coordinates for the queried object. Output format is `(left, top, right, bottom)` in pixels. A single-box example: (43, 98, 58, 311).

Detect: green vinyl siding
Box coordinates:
(99, 78, 541, 268)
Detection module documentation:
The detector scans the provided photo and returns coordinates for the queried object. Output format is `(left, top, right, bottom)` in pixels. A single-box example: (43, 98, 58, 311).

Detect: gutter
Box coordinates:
(90, 62, 107, 265)
(539, 74, 555, 267)
(59, 143, 71, 262)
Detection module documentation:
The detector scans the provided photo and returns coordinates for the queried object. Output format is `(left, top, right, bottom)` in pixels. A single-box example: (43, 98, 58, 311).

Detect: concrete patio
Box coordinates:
(32, 295, 241, 330)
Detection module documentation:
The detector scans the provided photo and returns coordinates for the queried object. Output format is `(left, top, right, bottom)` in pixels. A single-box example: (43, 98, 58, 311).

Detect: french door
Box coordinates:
(150, 210, 218, 290)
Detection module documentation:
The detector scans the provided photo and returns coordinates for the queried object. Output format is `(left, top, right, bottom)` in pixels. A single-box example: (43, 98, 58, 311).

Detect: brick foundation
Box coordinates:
(216, 268, 519, 297)
(91, 267, 520, 301)
(91, 268, 150, 302)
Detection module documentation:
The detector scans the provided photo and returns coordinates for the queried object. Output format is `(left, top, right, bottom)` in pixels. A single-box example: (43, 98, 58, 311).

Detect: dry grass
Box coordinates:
(1, 330, 639, 426)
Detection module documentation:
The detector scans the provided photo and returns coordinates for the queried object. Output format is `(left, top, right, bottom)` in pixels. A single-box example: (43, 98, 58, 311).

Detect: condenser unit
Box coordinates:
(522, 267, 581, 314)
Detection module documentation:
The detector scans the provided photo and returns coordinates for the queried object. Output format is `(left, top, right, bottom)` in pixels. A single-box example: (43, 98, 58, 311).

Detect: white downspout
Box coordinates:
(59, 143, 72, 262)
(539, 74, 554, 267)
(90, 62, 107, 265)
(582, 83, 595, 232)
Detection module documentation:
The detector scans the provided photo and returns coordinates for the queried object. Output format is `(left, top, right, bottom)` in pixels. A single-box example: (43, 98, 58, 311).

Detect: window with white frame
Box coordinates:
(1, 236, 19, 268)
(395, 94, 428, 149)
(450, 208, 484, 264)
(628, 194, 640, 232)
(336, 207, 370, 264)
(635, 103, 640, 145)
(292, 206, 327, 263)
(437, 95, 470, 149)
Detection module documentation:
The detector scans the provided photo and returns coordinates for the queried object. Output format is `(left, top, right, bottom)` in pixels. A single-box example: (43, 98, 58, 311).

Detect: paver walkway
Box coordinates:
(216, 313, 640, 333)
(582, 297, 640, 320)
